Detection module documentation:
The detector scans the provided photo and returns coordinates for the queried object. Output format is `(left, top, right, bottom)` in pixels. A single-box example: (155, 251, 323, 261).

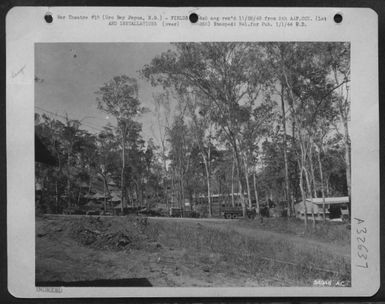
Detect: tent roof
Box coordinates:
(111, 195, 121, 202)
(307, 197, 349, 205)
(108, 180, 117, 186)
(93, 192, 108, 199)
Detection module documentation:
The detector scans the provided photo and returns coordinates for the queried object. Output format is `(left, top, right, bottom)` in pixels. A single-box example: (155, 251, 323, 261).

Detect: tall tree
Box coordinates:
(239, 99, 276, 214)
(142, 42, 267, 217)
(35, 114, 66, 213)
(326, 43, 351, 210)
(152, 92, 172, 209)
(264, 43, 293, 215)
(181, 90, 216, 217)
(277, 43, 346, 227)
(96, 75, 146, 212)
(167, 114, 193, 211)
(62, 116, 83, 210)
(96, 125, 121, 211)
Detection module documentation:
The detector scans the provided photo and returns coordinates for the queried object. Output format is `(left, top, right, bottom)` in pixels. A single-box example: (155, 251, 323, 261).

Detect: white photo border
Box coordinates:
(6, 6, 379, 298)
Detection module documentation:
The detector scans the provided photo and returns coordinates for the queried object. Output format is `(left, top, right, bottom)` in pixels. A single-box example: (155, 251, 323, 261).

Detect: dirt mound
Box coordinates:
(69, 216, 153, 251)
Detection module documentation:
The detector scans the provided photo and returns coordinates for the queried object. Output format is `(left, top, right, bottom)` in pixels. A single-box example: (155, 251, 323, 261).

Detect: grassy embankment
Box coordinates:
(150, 218, 350, 286)
(36, 215, 350, 286)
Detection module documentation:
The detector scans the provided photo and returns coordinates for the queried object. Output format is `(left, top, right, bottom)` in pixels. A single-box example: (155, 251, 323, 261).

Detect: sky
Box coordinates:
(35, 43, 175, 146)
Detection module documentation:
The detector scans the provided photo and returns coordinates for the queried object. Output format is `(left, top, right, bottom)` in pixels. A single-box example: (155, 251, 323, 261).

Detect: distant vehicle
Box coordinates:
(169, 207, 200, 218)
(138, 208, 163, 217)
(221, 207, 256, 219)
(101, 211, 112, 216)
(63, 208, 85, 215)
(182, 210, 200, 218)
(170, 207, 182, 217)
(86, 210, 101, 216)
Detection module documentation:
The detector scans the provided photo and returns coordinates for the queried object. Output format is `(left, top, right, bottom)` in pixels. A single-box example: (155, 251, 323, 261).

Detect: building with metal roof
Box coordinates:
(294, 197, 350, 221)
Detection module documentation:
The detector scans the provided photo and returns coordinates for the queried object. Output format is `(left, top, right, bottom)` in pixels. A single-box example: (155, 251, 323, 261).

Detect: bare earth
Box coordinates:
(36, 215, 350, 287)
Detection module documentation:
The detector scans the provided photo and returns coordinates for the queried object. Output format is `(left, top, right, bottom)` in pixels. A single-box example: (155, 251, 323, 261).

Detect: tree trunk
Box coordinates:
(139, 181, 144, 207)
(334, 69, 351, 212)
(238, 180, 246, 217)
(161, 147, 169, 210)
(231, 156, 235, 207)
(171, 170, 175, 207)
(280, 85, 291, 216)
(309, 144, 317, 198)
(253, 172, 260, 214)
(243, 156, 252, 209)
(162, 176, 168, 210)
(121, 132, 126, 213)
(233, 144, 246, 217)
(177, 152, 183, 214)
(297, 131, 308, 228)
(103, 177, 107, 213)
(67, 181, 71, 211)
(202, 153, 212, 217)
(67, 147, 71, 210)
(343, 120, 351, 217)
(294, 110, 311, 230)
(316, 147, 326, 222)
(145, 186, 149, 210)
(134, 182, 139, 207)
(52, 138, 62, 214)
(304, 164, 316, 229)
(180, 175, 184, 216)
(55, 181, 59, 213)
(292, 119, 299, 203)
(298, 162, 308, 228)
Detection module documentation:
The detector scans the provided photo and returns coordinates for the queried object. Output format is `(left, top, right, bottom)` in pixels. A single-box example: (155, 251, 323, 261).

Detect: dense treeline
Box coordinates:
(35, 42, 350, 226)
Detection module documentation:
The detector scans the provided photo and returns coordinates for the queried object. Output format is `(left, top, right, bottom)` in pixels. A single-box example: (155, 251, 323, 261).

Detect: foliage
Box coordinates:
(36, 42, 350, 223)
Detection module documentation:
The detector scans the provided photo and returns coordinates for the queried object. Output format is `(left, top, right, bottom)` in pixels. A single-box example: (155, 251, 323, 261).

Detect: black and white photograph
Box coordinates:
(34, 41, 351, 287)
(6, 6, 379, 297)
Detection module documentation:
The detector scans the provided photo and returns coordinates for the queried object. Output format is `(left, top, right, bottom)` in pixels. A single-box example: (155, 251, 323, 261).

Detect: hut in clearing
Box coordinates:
(294, 197, 350, 221)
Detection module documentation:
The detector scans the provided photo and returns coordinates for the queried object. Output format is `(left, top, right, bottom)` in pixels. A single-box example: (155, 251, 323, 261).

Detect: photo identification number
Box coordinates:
(355, 217, 368, 268)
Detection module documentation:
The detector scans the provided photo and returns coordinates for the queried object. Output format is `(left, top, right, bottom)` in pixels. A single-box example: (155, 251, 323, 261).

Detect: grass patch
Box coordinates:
(36, 216, 350, 286)
(238, 217, 350, 245)
(151, 221, 351, 286)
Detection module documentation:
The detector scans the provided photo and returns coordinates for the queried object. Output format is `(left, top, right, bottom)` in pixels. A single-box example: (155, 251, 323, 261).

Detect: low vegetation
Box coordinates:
(237, 217, 351, 245)
(36, 215, 350, 287)
(152, 220, 350, 286)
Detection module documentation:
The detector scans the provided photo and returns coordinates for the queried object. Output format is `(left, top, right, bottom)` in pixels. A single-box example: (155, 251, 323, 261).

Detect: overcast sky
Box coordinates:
(35, 43, 175, 146)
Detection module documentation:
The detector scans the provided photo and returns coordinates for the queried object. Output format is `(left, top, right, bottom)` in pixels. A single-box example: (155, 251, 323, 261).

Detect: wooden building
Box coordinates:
(294, 197, 350, 221)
